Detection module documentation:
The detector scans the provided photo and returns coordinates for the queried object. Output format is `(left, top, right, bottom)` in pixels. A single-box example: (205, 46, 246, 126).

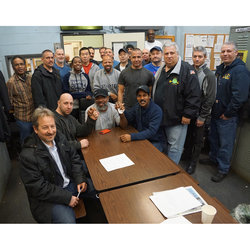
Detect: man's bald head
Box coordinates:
(56, 93, 74, 116)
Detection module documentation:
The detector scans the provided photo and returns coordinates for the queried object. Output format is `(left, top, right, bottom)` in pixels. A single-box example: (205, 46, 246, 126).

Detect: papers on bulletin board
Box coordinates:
(149, 186, 204, 218)
(99, 153, 134, 172)
(207, 35, 215, 47)
(185, 48, 193, 58)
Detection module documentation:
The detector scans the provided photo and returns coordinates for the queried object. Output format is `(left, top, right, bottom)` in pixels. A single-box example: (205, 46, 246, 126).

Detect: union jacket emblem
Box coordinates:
(222, 73, 230, 80)
(169, 78, 179, 85)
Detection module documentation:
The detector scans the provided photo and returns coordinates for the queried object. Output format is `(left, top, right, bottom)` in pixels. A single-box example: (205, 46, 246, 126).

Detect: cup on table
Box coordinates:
(201, 204, 217, 224)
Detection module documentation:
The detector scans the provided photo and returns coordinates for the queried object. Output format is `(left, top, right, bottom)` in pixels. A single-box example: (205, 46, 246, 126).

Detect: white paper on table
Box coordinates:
(161, 215, 192, 224)
(150, 187, 202, 218)
(99, 153, 134, 172)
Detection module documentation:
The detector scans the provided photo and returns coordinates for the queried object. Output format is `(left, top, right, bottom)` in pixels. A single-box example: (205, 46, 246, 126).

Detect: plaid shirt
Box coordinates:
(6, 73, 34, 122)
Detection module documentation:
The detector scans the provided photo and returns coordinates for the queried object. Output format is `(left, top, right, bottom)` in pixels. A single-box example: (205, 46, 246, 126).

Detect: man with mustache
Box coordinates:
(85, 88, 120, 130)
(117, 85, 164, 152)
(20, 107, 95, 223)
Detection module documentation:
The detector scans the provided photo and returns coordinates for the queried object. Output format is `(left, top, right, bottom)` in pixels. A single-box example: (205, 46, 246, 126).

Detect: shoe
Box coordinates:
(199, 158, 217, 167)
(186, 165, 196, 174)
(211, 172, 227, 182)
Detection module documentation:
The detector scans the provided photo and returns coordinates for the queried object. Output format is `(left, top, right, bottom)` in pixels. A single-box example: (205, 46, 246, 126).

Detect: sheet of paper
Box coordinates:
(185, 48, 193, 58)
(194, 35, 202, 46)
(207, 35, 215, 47)
(185, 57, 193, 65)
(206, 48, 211, 59)
(200, 35, 207, 47)
(214, 58, 221, 68)
(217, 35, 224, 45)
(161, 215, 192, 224)
(214, 44, 222, 53)
(99, 153, 134, 172)
(150, 187, 202, 218)
(186, 34, 194, 47)
(225, 35, 229, 43)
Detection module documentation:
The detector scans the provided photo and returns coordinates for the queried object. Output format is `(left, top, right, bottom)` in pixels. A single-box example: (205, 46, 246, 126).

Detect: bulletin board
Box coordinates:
(184, 33, 229, 71)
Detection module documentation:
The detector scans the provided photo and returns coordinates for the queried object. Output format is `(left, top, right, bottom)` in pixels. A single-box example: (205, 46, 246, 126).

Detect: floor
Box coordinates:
(1, 146, 250, 223)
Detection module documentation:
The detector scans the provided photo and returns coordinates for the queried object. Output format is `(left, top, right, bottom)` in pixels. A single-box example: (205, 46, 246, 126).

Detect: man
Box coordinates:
(118, 48, 155, 109)
(88, 46, 99, 65)
(152, 42, 200, 164)
(0, 70, 11, 143)
(142, 49, 150, 65)
(182, 46, 216, 174)
(99, 48, 119, 69)
(53, 48, 71, 81)
(6, 56, 35, 145)
(125, 44, 134, 61)
(54, 93, 98, 152)
(144, 46, 163, 75)
(85, 89, 120, 130)
(144, 29, 163, 51)
(115, 48, 131, 72)
(31, 49, 62, 111)
(199, 41, 250, 182)
(20, 107, 95, 223)
(80, 47, 100, 90)
(117, 85, 164, 152)
(93, 55, 120, 103)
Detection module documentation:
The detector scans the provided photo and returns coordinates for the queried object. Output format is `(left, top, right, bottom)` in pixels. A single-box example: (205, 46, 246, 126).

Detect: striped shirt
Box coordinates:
(6, 73, 34, 122)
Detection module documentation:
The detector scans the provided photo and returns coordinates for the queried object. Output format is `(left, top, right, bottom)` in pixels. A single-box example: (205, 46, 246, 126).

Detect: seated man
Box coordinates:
(85, 89, 120, 130)
(54, 93, 98, 152)
(116, 85, 164, 152)
(20, 107, 96, 223)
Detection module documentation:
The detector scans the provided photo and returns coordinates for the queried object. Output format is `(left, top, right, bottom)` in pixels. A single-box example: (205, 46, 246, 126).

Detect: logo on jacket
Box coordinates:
(169, 78, 179, 85)
(222, 73, 230, 80)
(190, 70, 196, 75)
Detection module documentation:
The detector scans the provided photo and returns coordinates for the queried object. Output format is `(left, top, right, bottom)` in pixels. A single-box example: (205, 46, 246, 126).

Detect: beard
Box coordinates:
(97, 103, 108, 112)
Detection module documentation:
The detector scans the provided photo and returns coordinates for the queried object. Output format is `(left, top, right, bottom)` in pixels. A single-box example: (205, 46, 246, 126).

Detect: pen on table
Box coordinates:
(77, 188, 81, 198)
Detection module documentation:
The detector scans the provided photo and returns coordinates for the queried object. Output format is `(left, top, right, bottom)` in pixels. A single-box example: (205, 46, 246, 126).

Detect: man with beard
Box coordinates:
(85, 89, 120, 130)
(116, 85, 164, 152)
(93, 55, 120, 103)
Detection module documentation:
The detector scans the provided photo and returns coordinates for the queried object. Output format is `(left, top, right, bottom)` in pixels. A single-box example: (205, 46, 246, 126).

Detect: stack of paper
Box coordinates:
(150, 186, 206, 218)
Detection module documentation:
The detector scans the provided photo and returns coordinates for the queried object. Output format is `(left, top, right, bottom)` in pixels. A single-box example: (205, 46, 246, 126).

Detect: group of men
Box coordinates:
(3, 28, 250, 223)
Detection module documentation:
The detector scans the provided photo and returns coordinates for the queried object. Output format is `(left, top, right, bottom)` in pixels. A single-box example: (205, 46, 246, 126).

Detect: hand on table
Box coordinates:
(120, 134, 131, 142)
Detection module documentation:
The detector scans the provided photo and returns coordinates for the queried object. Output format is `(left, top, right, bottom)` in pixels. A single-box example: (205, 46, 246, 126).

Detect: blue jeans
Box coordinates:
(164, 124, 188, 164)
(209, 116, 238, 174)
(15, 119, 33, 145)
(51, 178, 97, 223)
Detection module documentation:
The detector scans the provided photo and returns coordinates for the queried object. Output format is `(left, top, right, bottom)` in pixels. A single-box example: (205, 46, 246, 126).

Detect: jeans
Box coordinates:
(51, 178, 97, 223)
(209, 116, 238, 174)
(15, 119, 33, 145)
(164, 124, 188, 164)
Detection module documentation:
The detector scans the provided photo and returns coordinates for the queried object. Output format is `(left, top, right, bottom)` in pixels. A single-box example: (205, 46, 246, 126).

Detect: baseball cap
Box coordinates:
(136, 85, 150, 95)
(118, 48, 128, 54)
(94, 89, 108, 98)
(150, 46, 162, 53)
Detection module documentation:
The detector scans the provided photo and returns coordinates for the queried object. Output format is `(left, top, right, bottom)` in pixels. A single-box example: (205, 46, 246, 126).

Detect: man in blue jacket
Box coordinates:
(116, 85, 164, 152)
(200, 41, 250, 182)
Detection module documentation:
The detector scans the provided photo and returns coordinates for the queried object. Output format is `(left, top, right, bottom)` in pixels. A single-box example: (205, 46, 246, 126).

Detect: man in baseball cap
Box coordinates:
(144, 46, 163, 75)
(115, 48, 131, 72)
(116, 85, 164, 151)
(85, 88, 120, 130)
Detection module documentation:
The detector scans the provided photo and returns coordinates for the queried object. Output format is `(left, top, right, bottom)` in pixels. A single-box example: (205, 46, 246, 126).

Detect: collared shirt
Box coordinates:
(42, 140, 70, 188)
(6, 73, 34, 122)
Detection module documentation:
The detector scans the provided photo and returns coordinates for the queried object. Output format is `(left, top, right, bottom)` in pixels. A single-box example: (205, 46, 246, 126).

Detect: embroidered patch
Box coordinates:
(222, 73, 230, 80)
(190, 70, 196, 75)
(169, 78, 179, 85)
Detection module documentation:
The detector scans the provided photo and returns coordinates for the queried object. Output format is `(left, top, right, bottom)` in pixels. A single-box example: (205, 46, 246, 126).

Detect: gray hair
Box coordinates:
(193, 46, 207, 57)
(162, 42, 180, 55)
(32, 106, 55, 128)
(223, 41, 238, 51)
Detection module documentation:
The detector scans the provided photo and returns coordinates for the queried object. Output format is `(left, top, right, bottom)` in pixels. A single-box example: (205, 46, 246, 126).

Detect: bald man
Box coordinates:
(54, 93, 99, 151)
